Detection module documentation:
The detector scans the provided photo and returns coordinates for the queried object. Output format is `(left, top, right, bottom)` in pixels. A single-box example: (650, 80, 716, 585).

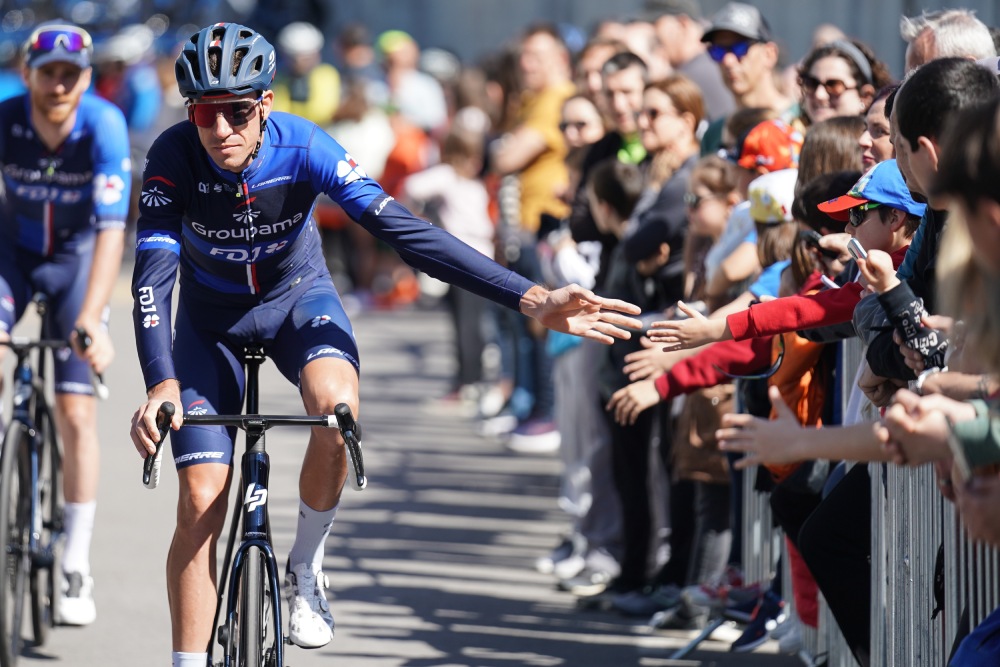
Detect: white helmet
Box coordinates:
(277, 22, 324, 57)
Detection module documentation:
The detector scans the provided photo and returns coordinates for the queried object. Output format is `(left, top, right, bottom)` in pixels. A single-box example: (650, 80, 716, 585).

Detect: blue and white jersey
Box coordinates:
(0, 93, 131, 256)
(132, 112, 534, 389)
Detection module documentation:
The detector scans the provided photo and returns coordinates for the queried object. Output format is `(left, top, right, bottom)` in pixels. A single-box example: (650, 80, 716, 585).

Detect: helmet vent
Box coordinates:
(208, 47, 222, 77)
(232, 47, 247, 75)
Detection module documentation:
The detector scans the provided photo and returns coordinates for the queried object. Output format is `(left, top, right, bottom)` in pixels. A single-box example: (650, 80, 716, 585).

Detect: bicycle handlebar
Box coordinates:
(74, 327, 110, 400)
(141, 402, 367, 491)
(142, 401, 175, 489)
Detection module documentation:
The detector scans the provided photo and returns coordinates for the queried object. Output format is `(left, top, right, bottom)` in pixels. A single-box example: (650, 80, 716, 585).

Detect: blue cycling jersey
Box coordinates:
(0, 93, 131, 255)
(132, 112, 535, 390)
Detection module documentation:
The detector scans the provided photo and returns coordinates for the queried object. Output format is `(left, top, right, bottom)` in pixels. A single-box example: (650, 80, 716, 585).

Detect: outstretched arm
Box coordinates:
(519, 284, 642, 345)
(647, 301, 732, 351)
(718, 386, 889, 467)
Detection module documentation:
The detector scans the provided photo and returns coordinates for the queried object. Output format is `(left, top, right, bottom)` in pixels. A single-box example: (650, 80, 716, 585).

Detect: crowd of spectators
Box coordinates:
(6, 1, 1000, 664)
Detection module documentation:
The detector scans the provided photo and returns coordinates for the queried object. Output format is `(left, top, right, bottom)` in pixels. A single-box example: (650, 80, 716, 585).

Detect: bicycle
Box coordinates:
(0, 295, 108, 666)
(142, 344, 366, 667)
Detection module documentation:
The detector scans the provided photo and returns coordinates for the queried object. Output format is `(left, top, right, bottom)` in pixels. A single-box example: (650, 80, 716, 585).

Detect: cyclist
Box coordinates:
(127, 23, 641, 667)
(0, 22, 130, 626)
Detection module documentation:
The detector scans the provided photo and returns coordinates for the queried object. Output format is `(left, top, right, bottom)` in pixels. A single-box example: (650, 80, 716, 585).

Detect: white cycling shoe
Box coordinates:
(284, 562, 334, 649)
(58, 571, 97, 626)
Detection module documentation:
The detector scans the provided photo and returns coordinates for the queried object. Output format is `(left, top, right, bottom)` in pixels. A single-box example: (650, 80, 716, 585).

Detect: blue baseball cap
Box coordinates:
(818, 159, 926, 222)
(23, 22, 93, 69)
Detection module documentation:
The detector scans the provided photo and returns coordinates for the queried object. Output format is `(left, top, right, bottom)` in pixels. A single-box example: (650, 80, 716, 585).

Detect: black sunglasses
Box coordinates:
(848, 202, 881, 227)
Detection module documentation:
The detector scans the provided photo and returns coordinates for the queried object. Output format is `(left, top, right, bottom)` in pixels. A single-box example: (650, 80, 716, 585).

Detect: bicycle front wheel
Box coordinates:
(0, 422, 32, 666)
(30, 403, 61, 645)
(232, 546, 276, 667)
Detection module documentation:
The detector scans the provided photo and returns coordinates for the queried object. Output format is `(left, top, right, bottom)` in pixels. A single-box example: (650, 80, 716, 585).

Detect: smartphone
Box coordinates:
(847, 237, 868, 261)
(799, 230, 841, 260)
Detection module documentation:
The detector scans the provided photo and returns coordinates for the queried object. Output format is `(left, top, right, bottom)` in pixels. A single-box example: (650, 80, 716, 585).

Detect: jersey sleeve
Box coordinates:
(308, 129, 535, 310)
(727, 283, 865, 340)
(131, 132, 186, 390)
(89, 100, 132, 231)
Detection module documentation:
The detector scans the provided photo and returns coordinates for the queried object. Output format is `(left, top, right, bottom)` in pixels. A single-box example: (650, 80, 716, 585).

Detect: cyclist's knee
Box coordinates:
(300, 357, 358, 416)
(54, 393, 96, 437)
(177, 465, 230, 527)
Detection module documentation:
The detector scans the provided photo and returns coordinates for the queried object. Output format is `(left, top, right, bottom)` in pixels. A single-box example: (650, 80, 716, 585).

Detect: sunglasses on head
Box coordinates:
(799, 74, 857, 97)
(848, 202, 881, 227)
(707, 40, 758, 63)
(187, 97, 261, 129)
(27, 25, 92, 54)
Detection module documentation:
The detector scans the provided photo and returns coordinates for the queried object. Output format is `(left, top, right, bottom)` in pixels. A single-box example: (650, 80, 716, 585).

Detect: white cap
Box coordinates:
(748, 168, 798, 224)
(277, 22, 324, 56)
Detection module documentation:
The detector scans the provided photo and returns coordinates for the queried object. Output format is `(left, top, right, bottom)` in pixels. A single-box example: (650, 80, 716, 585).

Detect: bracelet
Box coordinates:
(977, 374, 991, 400)
(914, 367, 945, 395)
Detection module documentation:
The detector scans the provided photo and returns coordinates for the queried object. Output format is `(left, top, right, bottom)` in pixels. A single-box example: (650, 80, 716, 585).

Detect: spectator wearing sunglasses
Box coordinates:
(644, 0, 735, 122)
(0, 21, 132, 626)
(646, 160, 922, 353)
(698, 2, 795, 157)
(797, 39, 892, 127)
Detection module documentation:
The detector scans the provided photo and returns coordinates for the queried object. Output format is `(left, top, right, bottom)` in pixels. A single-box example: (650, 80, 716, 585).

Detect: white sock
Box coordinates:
(63, 501, 96, 576)
(287, 499, 337, 571)
(172, 651, 207, 667)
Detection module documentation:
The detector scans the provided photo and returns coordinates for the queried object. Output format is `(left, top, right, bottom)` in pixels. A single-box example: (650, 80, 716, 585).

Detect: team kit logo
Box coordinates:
(336, 154, 366, 184)
(311, 315, 332, 328)
(186, 399, 209, 416)
(141, 176, 174, 207)
(142, 314, 160, 328)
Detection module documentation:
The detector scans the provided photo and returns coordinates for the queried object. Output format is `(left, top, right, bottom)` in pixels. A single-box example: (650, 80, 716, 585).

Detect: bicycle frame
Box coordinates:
(144, 344, 365, 667)
(4, 303, 65, 580)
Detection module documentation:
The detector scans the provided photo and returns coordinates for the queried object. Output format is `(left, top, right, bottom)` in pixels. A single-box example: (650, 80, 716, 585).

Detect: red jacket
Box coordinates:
(726, 245, 910, 341)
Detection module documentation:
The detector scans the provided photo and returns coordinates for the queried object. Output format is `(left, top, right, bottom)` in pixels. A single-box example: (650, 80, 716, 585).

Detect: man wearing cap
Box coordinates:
(272, 21, 342, 126)
(645, 0, 735, 121)
(0, 21, 131, 626)
(698, 2, 795, 156)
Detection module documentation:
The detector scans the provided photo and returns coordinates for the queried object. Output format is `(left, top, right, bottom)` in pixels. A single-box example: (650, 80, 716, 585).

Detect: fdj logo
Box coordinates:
(244, 484, 267, 512)
(311, 315, 332, 328)
(142, 314, 160, 328)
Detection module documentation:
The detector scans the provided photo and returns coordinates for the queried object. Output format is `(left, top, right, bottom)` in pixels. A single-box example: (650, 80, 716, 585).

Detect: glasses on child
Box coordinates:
(707, 40, 758, 63)
(799, 75, 857, 97)
(684, 192, 716, 209)
(848, 202, 881, 227)
(187, 98, 261, 128)
(27, 25, 92, 54)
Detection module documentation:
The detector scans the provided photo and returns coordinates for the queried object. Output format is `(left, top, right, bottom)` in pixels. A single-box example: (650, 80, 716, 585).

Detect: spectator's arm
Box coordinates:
(490, 128, 548, 175)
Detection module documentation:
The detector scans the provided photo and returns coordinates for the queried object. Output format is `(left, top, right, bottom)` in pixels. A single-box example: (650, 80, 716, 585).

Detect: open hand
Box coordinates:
(606, 379, 660, 425)
(520, 284, 642, 345)
(646, 301, 728, 351)
(716, 386, 804, 469)
(622, 336, 686, 381)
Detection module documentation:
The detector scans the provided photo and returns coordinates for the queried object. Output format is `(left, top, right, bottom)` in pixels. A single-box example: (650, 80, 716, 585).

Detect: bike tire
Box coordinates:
(0, 422, 31, 666)
(234, 546, 268, 667)
(30, 404, 61, 645)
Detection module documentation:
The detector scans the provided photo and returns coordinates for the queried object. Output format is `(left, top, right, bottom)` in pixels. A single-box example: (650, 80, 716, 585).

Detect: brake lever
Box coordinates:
(334, 403, 367, 490)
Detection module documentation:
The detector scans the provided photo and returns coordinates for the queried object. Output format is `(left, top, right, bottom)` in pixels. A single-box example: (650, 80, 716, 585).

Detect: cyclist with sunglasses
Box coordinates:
(0, 21, 131, 626)
(126, 23, 641, 667)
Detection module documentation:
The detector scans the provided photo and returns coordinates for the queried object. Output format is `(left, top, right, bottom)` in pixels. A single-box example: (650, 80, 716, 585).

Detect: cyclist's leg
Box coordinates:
(40, 251, 102, 624)
(270, 278, 358, 647)
(168, 300, 245, 654)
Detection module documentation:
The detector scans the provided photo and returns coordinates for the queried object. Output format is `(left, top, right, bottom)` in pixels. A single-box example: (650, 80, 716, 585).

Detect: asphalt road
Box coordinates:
(8, 274, 801, 667)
